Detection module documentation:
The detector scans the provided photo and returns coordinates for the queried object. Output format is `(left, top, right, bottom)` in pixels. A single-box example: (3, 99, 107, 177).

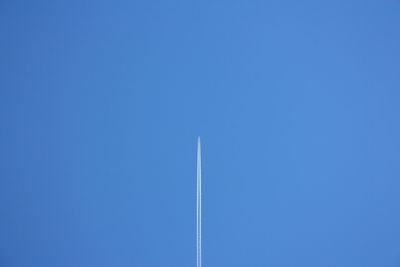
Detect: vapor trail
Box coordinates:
(197, 137, 202, 267)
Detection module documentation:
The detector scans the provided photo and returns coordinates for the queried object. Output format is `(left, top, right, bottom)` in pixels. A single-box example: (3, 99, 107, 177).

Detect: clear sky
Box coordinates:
(1, 0, 400, 266)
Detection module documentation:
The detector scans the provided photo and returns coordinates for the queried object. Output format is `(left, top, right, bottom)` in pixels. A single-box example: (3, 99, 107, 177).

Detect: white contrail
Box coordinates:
(197, 137, 202, 267)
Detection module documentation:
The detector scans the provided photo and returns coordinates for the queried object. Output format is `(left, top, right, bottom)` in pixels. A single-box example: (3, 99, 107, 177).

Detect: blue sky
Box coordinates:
(1, 0, 400, 266)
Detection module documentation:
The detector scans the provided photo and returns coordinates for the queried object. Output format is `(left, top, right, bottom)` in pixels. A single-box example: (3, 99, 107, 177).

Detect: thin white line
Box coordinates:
(197, 137, 202, 267)
(199, 137, 202, 267)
